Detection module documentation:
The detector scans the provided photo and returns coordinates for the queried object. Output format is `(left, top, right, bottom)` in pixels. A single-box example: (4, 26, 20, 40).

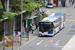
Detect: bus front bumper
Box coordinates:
(39, 33, 54, 36)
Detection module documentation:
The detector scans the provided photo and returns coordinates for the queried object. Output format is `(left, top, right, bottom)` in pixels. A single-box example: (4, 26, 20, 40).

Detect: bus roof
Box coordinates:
(40, 13, 65, 22)
(52, 13, 65, 18)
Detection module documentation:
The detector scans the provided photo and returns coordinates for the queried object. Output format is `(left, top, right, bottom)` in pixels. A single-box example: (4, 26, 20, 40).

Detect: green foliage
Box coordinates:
(9, 0, 41, 17)
(10, 4, 21, 13)
(23, 0, 30, 4)
(36, 10, 39, 14)
(23, 0, 33, 4)
(23, 1, 41, 17)
(0, 27, 4, 35)
(0, 10, 3, 20)
(23, 4, 33, 13)
(35, 5, 40, 14)
(2, 11, 16, 24)
(0, 27, 4, 41)
(10, 0, 21, 5)
(42, 13, 48, 19)
(35, 1, 45, 6)
(16, 0, 21, 4)
(0, 1, 3, 9)
(9, 0, 21, 13)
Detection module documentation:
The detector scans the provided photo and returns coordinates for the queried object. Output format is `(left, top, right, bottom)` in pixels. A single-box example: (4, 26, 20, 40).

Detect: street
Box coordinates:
(19, 4, 75, 50)
(1, 0, 75, 50)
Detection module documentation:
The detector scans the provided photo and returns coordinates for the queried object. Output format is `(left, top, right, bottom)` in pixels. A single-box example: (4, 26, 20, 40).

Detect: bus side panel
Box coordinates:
(54, 26, 60, 34)
(64, 21, 66, 27)
(63, 15, 66, 27)
(53, 17, 61, 34)
(60, 16, 64, 29)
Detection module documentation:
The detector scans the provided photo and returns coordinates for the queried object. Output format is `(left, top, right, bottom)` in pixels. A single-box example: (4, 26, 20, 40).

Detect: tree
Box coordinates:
(2, 12, 16, 35)
(1, 0, 6, 11)
(0, 0, 3, 20)
(10, 0, 21, 5)
(0, 22, 4, 41)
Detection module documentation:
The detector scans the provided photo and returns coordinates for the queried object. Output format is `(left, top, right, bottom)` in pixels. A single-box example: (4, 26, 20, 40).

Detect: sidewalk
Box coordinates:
(62, 35, 75, 50)
(0, 41, 3, 50)
(0, 28, 39, 50)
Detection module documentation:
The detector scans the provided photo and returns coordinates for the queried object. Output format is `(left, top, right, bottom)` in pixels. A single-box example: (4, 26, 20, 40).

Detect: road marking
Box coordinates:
(69, 19, 72, 21)
(37, 40, 44, 45)
(65, 19, 75, 21)
(73, 20, 75, 21)
(17, 36, 37, 50)
(53, 40, 60, 46)
(45, 45, 47, 47)
(65, 19, 68, 21)
(50, 40, 53, 42)
(62, 35, 75, 50)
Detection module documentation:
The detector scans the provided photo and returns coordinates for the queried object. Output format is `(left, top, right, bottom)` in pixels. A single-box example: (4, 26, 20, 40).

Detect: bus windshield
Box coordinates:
(39, 22, 54, 32)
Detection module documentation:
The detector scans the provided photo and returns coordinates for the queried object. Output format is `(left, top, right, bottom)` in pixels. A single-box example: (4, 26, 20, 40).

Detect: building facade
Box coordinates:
(65, 0, 73, 7)
(38, 0, 73, 7)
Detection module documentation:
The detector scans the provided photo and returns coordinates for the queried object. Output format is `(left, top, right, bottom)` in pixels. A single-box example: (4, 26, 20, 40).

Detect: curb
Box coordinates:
(17, 36, 37, 50)
(0, 41, 3, 44)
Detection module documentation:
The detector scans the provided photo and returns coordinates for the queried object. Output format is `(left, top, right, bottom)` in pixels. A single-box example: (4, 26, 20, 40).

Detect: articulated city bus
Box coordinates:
(38, 13, 66, 36)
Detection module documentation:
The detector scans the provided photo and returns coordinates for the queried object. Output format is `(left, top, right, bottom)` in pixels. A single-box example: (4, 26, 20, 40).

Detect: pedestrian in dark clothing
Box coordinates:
(72, 1, 74, 5)
(35, 23, 38, 30)
(29, 23, 32, 31)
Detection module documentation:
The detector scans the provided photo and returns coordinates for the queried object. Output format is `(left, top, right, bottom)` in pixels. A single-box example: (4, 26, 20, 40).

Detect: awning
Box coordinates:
(24, 16, 37, 19)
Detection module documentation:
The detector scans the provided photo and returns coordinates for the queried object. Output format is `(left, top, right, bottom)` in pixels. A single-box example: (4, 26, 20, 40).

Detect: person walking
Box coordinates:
(22, 27, 27, 38)
(35, 23, 38, 30)
(72, 0, 74, 5)
(29, 23, 32, 31)
(32, 24, 36, 34)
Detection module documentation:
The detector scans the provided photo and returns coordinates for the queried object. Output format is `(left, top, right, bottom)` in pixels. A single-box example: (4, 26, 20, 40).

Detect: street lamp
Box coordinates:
(21, 0, 23, 46)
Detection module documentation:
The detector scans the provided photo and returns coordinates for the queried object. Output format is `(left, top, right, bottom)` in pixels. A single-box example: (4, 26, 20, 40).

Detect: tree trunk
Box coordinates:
(8, 20, 14, 35)
(1, 0, 6, 11)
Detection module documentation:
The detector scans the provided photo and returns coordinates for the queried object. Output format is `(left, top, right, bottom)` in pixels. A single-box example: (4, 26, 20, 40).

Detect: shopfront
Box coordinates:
(54, 0, 58, 7)
(65, 0, 72, 7)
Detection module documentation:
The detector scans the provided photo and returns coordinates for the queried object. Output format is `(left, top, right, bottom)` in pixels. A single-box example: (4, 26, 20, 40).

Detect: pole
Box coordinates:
(26, 20, 27, 28)
(59, 0, 61, 13)
(20, 0, 23, 46)
(26, 20, 29, 41)
(3, 38, 4, 50)
(12, 38, 13, 50)
(60, 4, 61, 13)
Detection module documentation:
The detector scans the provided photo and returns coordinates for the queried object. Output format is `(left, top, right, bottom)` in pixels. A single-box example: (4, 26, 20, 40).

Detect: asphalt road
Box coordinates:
(19, 4, 75, 50)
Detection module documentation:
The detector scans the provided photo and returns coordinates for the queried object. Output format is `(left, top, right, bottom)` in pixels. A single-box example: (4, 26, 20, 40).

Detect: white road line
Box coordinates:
(53, 40, 60, 46)
(50, 40, 53, 42)
(62, 35, 75, 50)
(37, 40, 44, 45)
(17, 36, 37, 50)
(45, 45, 47, 47)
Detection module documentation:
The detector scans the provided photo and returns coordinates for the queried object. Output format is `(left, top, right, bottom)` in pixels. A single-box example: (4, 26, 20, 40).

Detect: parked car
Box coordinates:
(46, 3, 56, 8)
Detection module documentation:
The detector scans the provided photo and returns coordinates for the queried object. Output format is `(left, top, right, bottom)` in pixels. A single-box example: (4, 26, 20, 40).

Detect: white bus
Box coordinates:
(38, 13, 66, 36)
